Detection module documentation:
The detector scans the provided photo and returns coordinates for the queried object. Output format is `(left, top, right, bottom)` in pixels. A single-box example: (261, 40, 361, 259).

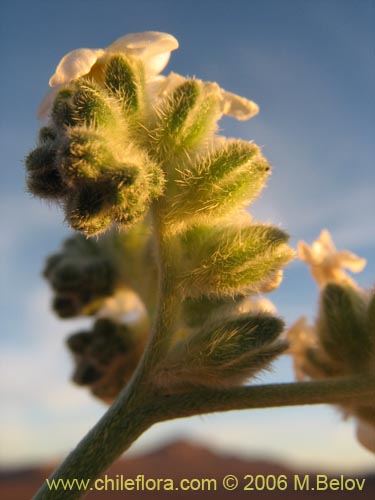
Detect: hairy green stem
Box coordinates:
(33, 375, 374, 499)
(33, 203, 179, 500)
(158, 375, 375, 420)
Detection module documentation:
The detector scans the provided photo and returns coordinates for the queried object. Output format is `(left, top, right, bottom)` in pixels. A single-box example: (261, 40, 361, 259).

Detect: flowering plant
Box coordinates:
(25, 32, 375, 499)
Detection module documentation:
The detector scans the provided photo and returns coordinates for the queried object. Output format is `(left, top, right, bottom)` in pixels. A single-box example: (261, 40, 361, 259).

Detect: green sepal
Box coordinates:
(59, 128, 113, 184)
(163, 314, 286, 387)
(72, 80, 116, 128)
(104, 54, 145, 113)
(151, 80, 221, 157)
(319, 284, 370, 372)
(179, 223, 293, 297)
(190, 314, 284, 362)
(167, 140, 270, 224)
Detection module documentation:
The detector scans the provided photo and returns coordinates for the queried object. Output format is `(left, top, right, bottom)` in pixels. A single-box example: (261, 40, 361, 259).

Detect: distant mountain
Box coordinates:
(1, 440, 374, 499)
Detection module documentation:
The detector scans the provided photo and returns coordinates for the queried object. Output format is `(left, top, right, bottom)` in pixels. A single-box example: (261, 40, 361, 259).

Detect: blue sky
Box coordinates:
(1, 0, 374, 471)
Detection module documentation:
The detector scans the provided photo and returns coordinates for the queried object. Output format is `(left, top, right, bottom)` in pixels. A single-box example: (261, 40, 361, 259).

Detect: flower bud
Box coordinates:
(25, 144, 66, 199)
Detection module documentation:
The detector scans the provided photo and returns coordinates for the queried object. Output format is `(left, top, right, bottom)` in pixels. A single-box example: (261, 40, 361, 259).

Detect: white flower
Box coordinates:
(298, 229, 366, 288)
(38, 31, 179, 120)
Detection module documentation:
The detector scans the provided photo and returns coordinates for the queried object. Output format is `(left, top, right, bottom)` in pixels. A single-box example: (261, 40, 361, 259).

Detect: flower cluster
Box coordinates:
(26, 32, 260, 236)
(31, 31, 294, 401)
(288, 231, 375, 452)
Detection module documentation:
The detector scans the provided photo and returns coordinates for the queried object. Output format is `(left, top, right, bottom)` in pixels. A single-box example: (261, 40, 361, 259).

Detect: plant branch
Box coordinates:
(156, 375, 375, 421)
(33, 203, 179, 500)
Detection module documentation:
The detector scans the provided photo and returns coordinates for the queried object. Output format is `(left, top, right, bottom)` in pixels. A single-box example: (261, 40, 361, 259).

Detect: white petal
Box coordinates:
(49, 48, 104, 87)
(335, 251, 367, 273)
(314, 229, 336, 254)
(297, 240, 315, 264)
(144, 51, 172, 76)
(108, 32, 179, 75)
(220, 89, 259, 121)
(151, 71, 186, 97)
(37, 86, 60, 121)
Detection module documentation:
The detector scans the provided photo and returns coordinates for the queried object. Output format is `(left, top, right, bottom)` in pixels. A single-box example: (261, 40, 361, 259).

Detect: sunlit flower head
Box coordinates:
(38, 31, 179, 120)
(298, 229, 366, 288)
(38, 31, 260, 123)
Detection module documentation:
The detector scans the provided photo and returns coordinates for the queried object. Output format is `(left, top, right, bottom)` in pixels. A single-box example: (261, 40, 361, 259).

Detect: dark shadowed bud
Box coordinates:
(51, 88, 76, 128)
(43, 234, 116, 318)
(38, 126, 57, 143)
(66, 318, 146, 402)
(25, 144, 66, 199)
(319, 284, 371, 373)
